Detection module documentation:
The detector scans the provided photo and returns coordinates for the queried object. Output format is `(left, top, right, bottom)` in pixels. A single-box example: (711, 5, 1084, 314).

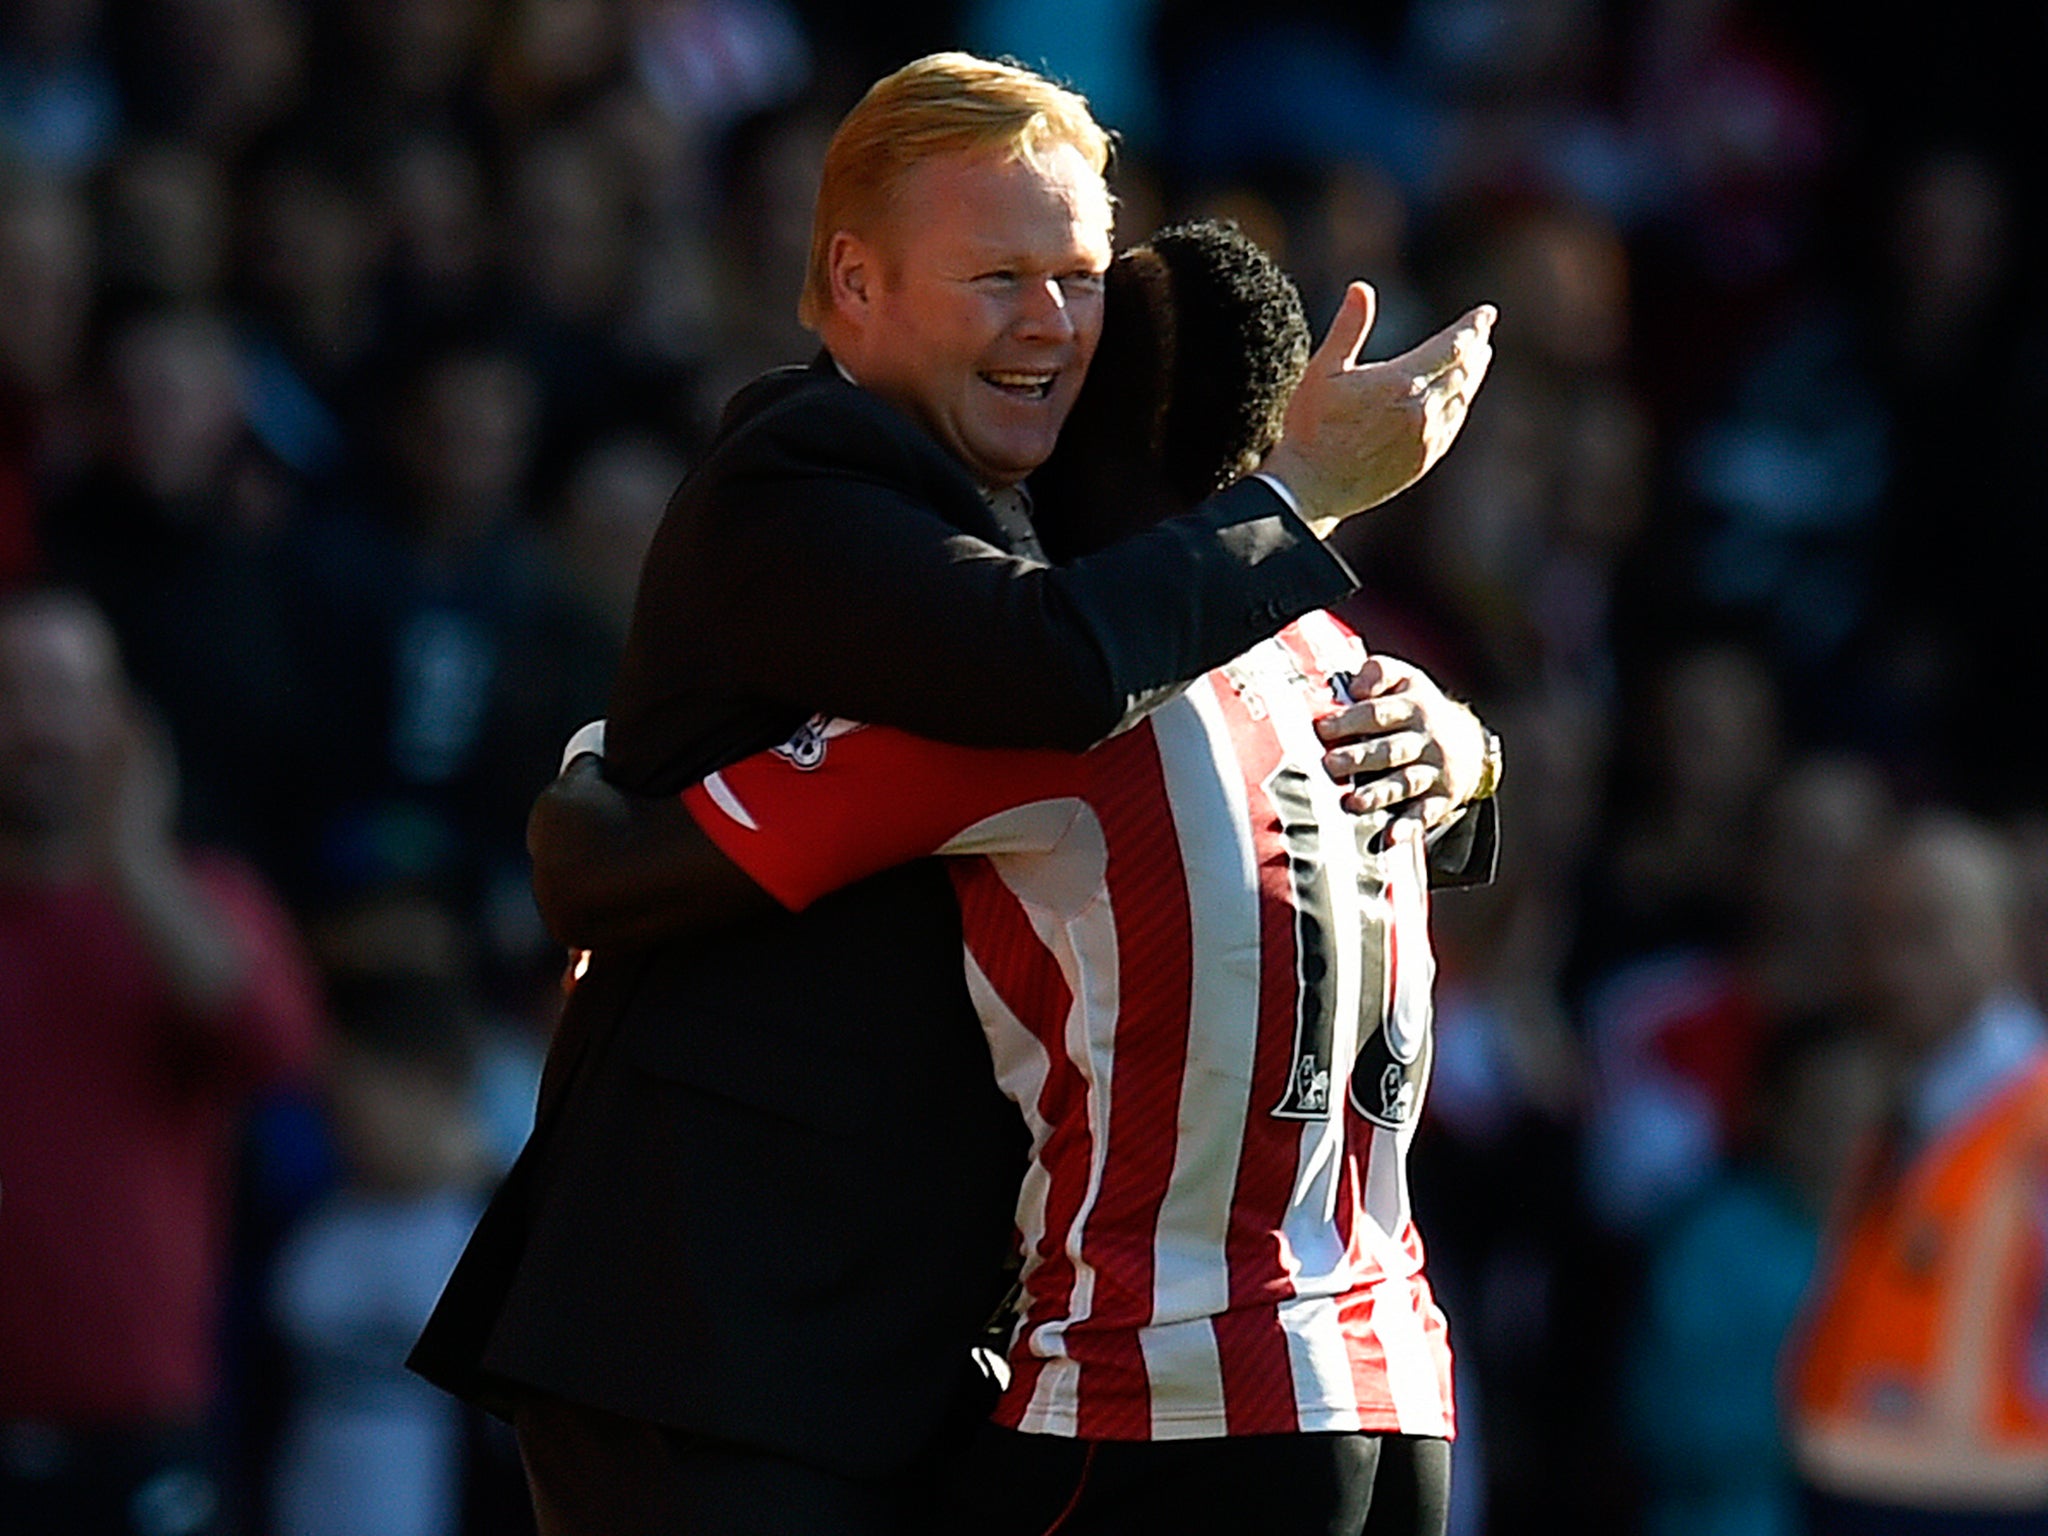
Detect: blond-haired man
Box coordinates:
(414, 54, 1491, 1536)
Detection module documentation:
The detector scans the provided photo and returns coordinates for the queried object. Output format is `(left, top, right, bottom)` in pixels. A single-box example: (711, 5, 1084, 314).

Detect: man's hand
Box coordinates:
(1262, 284, 1495, 535)
(87, 702, 181, 883)
(529, 754, 656, 949)
(528, 754, 775, 951)
(88, 703, 249, 1014)
(1315, 655, 1490, 839)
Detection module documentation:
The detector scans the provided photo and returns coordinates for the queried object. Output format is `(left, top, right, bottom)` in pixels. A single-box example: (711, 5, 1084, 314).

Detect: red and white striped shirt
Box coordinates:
(681, 613, 1454, 1442)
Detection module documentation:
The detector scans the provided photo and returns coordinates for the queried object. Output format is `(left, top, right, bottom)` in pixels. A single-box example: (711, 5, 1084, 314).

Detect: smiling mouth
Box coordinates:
(981, 370, 1056, 400)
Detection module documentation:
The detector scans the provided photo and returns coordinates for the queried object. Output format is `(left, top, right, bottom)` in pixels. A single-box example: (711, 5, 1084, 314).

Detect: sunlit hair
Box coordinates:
(797, 52, 1111, 330)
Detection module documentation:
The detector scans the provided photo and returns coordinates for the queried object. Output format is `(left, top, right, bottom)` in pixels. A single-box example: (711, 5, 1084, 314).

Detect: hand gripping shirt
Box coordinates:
(681, 613, 1454, 1442)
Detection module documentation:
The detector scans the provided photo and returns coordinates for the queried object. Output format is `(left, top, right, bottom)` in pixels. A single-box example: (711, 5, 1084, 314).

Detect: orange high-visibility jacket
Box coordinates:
(1789, 1050, 2048, 1512)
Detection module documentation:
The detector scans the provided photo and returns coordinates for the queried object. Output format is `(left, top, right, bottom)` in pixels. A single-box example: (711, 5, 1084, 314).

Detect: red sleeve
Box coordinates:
(181, 853, 324, 1092)
(680, 721, 1082, 911)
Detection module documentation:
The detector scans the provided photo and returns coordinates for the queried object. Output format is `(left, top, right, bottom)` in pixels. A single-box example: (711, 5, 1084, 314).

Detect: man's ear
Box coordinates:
(827, 231, 876, 323)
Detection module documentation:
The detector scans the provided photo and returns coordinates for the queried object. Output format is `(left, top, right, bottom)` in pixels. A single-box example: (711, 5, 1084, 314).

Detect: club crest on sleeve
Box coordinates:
(771, 715, 866, 770)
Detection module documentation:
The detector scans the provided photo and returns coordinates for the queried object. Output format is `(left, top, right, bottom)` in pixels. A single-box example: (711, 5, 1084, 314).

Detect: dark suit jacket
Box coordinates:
(410, 360, 1362, 1479)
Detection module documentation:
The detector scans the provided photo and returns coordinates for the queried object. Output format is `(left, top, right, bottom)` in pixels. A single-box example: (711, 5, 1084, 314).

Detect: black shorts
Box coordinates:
(934, 1422, 1451, 1536)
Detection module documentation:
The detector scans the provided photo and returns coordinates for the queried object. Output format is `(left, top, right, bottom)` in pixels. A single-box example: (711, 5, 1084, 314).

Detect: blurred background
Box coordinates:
(3, 1, 2047, 1533)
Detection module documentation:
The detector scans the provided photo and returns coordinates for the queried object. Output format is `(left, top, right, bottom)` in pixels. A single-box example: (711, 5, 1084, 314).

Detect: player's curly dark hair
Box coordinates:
(1146, 220, 1311, 503)
(1031, 219, 1310, 559)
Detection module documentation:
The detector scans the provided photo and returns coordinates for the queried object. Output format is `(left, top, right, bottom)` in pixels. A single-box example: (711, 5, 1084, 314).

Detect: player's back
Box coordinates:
(953, 613, 1454, 1442)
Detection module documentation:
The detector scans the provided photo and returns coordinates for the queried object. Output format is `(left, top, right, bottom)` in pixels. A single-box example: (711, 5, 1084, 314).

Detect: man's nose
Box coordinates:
(1012, 277, 1077, 340)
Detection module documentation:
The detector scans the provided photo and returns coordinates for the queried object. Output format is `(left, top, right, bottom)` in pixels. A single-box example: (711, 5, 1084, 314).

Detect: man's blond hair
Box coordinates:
(797, 53, 1111, 330)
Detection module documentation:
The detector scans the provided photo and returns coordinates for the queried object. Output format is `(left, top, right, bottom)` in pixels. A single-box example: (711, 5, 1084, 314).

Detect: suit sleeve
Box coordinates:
(680, 724, 1083, 911)
(657, 398, 1357, 757)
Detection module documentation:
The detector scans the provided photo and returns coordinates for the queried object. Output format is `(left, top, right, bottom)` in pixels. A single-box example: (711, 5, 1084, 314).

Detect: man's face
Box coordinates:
(1857, 842, 2004, 1056)
(0, 608, 121, 836)
(846, 141, 1111, 487)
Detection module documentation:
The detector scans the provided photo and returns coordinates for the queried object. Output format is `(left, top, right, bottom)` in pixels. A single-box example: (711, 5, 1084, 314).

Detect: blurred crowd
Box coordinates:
(3, 0, 2046, 1532)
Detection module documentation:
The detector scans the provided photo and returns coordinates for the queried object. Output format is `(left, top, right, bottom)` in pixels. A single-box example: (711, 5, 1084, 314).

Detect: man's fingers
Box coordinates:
(1432, 398, 1472, 465)
(1419, 368, 1479, 468)
(1322, 729, 1430, 783)
(1339, 789, 1447, 835)
(1386, 803, 1438, 845)
(1323, 737, 1406, 779)
(1415, 348, 1488, 414)
(1447, 325, 1495, 397)
(1346, 803, 1396, 840)
(1309, 282, 1378, 375)
(1407, 794, 1454, 833)
(1347, 656, 1418, 698)
(1315, 694, 1420, 743)
(1400, 305, 1495, 390)
(1339, 760, 1443, 809)
(1424, 358, 1479, 405)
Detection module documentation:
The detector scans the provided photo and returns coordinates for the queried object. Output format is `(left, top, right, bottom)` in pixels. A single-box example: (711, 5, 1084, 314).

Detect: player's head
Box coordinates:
(1030, 219, 1312, 559)
(803, 54, 1115, 488)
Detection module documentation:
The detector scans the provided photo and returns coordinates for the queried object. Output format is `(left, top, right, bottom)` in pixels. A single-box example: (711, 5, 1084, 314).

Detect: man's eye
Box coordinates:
(975, 271, 1020, 287)
(1061, 272, 1106, 295)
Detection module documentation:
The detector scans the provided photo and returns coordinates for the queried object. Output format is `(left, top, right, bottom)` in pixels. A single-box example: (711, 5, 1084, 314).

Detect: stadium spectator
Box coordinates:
(97, 140, 230, 309)
(0, 170, 92, 585)
(551, 433, 687, 647)
(43, 307, 315, 872)
(287, 341, 609, 971)
(1626, 1023, 1883, 1536)
(375, 133, 498, 339)
(269, 972, 490, 1536)
(234, 150, 385, 483)
(1624, 751, 1897, 1536)
(0, 588, 320, 1535)
(115, 0, 306, 157)
(1787, 814, 2048, 1533)
(1579, 645, 1783, 1233)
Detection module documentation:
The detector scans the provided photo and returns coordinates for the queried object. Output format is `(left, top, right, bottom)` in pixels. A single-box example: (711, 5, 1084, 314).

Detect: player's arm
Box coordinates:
(528, 753, 776, 951)
(530, 725, 1076, 951)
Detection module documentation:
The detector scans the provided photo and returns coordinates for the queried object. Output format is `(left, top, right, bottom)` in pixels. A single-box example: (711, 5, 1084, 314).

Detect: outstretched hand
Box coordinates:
(1263, 284, 1496, 535)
